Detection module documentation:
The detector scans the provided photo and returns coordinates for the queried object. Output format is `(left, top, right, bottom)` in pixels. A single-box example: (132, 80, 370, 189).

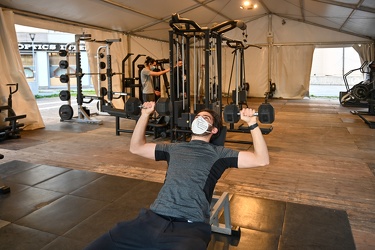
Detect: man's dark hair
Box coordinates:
(145, 56, 155, 65)
(197, 108, 222, 140)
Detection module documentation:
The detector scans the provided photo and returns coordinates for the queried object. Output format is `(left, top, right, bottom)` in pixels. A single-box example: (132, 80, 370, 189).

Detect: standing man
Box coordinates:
(85, 102, 269, 249)
(141, 56, 170, 102)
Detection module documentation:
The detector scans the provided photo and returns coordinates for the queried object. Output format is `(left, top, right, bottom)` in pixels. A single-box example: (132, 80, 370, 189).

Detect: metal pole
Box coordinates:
(29, 33, 36, 80)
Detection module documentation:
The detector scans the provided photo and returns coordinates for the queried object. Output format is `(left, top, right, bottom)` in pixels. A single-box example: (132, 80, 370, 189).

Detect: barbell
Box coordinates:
(223, 103, 275, 124)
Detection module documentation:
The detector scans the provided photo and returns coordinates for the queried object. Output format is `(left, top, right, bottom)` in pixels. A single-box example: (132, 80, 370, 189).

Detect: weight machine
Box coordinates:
(343, 61, 375, 128)
(167, 14, 244, 141)
(222, 37, 274, 138)
(340, 61, 374, 108)
(0, 83, 27, 141)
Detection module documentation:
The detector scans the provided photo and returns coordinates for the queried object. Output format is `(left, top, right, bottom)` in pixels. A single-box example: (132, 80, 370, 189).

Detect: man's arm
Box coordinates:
(237, 108, 270, 168)
(129, 102, 157, 160)
(150, 68, 170, 77)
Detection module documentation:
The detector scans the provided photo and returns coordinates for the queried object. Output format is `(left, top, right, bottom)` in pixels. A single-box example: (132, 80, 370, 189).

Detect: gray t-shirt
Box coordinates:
(140, 68, 154, 94)
(150, 140, 239, 223)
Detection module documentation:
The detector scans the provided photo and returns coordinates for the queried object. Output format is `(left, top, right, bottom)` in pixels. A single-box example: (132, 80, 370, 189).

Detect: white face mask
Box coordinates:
(151, 66, 156, 70)
(191, 116, 212, 135)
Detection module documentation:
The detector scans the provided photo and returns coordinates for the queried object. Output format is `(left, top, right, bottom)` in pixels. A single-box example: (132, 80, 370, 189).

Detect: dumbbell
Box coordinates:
(223, 103, 275, 124)
(125, 97, 143, 116)
(125, 97, 171, 116)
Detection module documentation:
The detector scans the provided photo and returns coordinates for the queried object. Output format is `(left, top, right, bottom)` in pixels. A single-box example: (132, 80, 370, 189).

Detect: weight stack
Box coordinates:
(232, 90, 247, 104)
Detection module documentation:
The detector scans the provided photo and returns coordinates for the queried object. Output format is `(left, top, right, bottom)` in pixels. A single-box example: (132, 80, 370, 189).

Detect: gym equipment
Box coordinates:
(265, 81, 276, 101)
(57, 34, 119, 124)
(0, 83, 27, 141)
(347, 61, 375, 128)
(59, 90, 71, 101)
(340, 61, 373, 107)
(210, 192, 240, 236)
(59, 73, 106, 83)
(125, 97, 142, 116)
(223, 103, 275, 124)
(59, 104, 74, 120)
(155, 98, 171, 116)
(339, 61, 375, 128)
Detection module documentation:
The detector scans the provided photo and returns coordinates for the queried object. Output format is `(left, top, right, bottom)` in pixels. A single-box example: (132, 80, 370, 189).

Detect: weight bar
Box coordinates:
(223, 103, 275, 124)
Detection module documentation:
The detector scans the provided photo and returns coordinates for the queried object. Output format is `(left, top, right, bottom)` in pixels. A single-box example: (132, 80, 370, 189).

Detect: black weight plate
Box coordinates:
(59, 90, 71, 101)
(59, 60, 69, 69)
(59, 105, 73, 120)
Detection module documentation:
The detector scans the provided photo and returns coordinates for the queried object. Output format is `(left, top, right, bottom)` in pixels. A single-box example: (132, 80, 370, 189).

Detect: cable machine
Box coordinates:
(167, 14, 248, 141)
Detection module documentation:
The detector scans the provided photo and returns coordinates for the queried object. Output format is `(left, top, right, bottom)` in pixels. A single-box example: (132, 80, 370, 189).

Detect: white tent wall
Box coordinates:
(272, 45, 315, 99)
(221, 45, 269, 99)
(353, 43, 375, 64)
(224, 14, 373, 99)
(0, 9, 44, 130)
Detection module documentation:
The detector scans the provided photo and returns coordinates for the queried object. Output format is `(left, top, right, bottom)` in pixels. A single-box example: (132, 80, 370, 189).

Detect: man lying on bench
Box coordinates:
(85, 101, 269, 250)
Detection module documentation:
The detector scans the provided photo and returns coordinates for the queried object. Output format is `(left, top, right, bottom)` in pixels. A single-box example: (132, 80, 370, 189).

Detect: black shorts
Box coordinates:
(84, 208, 211, 250)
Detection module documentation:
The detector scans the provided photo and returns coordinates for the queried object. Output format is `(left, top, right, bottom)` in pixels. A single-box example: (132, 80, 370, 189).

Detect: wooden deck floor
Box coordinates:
(1, 97, 374, 249)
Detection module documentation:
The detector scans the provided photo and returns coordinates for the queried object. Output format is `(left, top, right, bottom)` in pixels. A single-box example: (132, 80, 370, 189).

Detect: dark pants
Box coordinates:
(84, 208, 211, 250)
(143, 93, 155, 102)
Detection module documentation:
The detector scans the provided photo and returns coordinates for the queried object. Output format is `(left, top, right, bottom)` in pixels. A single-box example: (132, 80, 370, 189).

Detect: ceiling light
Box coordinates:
(240, 1, 258, 10)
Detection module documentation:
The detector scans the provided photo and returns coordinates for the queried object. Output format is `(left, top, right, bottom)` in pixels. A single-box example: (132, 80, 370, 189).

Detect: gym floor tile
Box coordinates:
(41, 236, 87, 250)
(110, 180, 163, 209)
(0, 186, 63, 222)
(71, 174, 142, 201)
(0, 160, 39, 178)
(0, 223, 57, 250)
(4, 164, 69, 186)
(209, 228, 280, 250)
(64, 180, 163, 244)
(0, 181, 29, 195)
(43, 122, 101, 133)
(227, 194, 286, 235)
(0, 161, 356, 249)
(35, 169, 102, 194)
(15, 195, 107, 235)
(0, 219, 10, 229)
(279, 202, 356, 250)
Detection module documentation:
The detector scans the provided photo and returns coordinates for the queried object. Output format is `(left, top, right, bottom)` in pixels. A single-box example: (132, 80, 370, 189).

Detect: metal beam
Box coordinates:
(130, 0, 215, 34)
(275, 13, 373, 40)
(311, 0, 375, 14)
(300, 0, 306, 22)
